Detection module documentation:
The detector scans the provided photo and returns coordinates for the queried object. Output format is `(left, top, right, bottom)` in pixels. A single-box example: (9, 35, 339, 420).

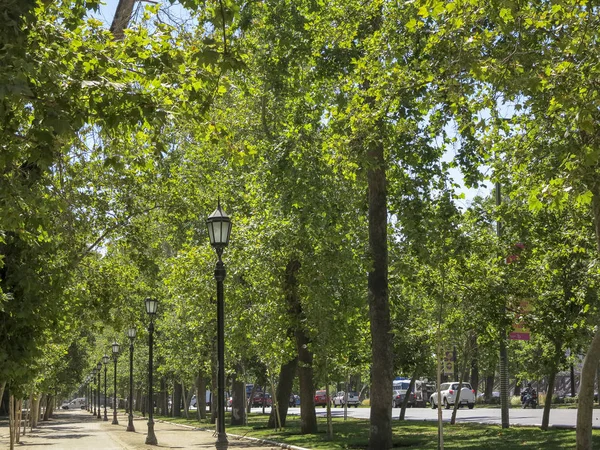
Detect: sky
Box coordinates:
(92, 0, 490, 209)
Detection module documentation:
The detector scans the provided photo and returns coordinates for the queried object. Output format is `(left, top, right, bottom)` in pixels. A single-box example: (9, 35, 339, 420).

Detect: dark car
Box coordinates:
(289, 394, 300, 407)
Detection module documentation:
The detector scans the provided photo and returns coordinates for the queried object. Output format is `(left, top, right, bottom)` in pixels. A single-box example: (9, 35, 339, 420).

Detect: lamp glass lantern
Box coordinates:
(206, 201, 231, 249)
(102, 354, 109, 365)
(127, 327, 137, 340)
(145, 297, 158, 316)
(112, 341, 120, 355)
(97, 362, 102, 371)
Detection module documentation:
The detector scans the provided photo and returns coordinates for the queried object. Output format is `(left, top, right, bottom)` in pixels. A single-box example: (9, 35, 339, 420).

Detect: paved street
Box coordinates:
(285, 406, 600, 428)
(0, 409, 299, 450)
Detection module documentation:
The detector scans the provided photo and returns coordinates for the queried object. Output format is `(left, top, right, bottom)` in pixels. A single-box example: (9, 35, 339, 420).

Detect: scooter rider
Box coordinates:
(521, 383, 536, 408)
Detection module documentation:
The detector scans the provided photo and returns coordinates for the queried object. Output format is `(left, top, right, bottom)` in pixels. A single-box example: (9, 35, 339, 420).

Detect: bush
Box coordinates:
(510, 396, 522, 407)
(564, 395, 578, 404)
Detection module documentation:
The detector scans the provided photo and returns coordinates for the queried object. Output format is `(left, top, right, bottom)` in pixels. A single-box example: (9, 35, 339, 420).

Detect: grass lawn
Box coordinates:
(153, 412, 600, 449)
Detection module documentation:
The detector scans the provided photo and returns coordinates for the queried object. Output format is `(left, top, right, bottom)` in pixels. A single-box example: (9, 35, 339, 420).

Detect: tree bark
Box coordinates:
(172, 382, 182, 417)
(159, 377, 167, 416)
(399, 370, 418, 420)
(577, 184, 600, 450)
(0, 381, 5, 414)
(42, 395, 52, 421)
(183, 385, 194, 420)
(110, 0, 136, 40)
(471, 336, 479, 395)
(485, 374, 495, 402)
(268, 357, 298, 428)
(367, 137, 393, 450)
(231, 363, 246, 425)
(285, 259, 318, 434)
(197, 371, 207, 420)
(542, 358, 559, 431)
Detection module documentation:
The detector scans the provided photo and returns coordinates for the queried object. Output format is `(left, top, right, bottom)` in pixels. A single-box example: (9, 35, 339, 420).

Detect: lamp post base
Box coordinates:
(112, 410, 119, 425)
(126, 414, 135, 432)
(215, 432, 228, 449)
(145, 420, 158, 445)
(103, 410, 108, 421)
(97, 410, 101, 419)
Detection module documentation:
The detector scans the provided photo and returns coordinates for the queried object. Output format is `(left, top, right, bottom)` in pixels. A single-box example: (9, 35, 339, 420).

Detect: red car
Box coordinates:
(314, 390, 330, 407)
(251, 392, 272, 407)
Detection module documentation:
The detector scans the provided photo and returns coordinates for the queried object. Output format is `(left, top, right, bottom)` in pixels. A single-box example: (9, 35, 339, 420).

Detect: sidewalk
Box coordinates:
(0, 409, 308, 450)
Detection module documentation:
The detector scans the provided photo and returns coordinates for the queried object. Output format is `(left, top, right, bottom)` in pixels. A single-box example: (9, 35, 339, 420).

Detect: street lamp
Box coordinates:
(145, 297, 158, 445)
(91, 370, 97, 415)
(126, 327, 137, 432)
(206, 200, 231, 448)
(102, 355, 109, 421)
(96, 362, 102, 419)
(112, 341, 120, 425)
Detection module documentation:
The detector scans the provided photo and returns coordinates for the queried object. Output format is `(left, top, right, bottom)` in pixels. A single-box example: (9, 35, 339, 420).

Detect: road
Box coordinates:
(278, 406, 600, 428)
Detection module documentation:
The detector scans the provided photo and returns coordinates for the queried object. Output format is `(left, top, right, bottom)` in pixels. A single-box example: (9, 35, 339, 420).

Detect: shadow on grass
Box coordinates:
(150, 412, 600, 450)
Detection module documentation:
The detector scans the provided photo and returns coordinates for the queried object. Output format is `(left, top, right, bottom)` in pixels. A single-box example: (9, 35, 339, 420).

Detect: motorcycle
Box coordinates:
(521, 389, 538, 409)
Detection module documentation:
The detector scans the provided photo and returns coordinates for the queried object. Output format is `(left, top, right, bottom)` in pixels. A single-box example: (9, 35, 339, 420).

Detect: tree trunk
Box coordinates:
(42, 395, 52, 421)
(514, 380, 522, 398)
(15, 398, 22, 443)
(231, 363, 246, 426)
(183, 385, 194, 420)
(110, 0, 136, 40)
(197, 371, 207, 420)
(172, 382, 182, 417)
(367, 136, 392, 450)
(9, 394, 14, 450)
(0, 381, 5, 414)
(399, 370, 418, 420)
(247, 383, 257, 414)
(577, 185, 600, 450)
(471, 336, 479, 395)
(485, 374, 495, 402)
(286, 259, 318, 434)
(159, 377, 167, 416)
(542, 359, 559, 430)
(268, 357, 298, 428)
(135, 388, 142, 412)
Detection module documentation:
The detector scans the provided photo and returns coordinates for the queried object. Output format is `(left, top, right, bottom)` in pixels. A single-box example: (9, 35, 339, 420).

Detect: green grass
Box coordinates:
(150, 411, 600, 449)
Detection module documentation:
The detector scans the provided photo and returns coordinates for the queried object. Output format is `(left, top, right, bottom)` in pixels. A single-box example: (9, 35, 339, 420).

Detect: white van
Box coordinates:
(65, 398, 86, 409)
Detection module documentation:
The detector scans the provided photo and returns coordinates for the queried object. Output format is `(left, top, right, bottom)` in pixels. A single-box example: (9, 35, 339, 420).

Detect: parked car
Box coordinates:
(314, 390, 330, 407)
(251, 392, 272, 407)
(62, 398, 86, 409)
(289, 394, 300, 407)
(332, 391, 360, 408)
(430, 382, 475, 409)
(393, 389, 415, 408)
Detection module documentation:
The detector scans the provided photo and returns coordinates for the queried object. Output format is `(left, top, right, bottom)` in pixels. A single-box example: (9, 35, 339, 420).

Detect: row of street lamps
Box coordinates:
(81, 202, 231, 448)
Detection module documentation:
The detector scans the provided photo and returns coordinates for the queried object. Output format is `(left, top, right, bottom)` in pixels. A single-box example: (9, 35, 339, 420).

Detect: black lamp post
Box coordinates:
(112, 341, 120, 425)
(91, 370, 97, 415)
(145, 297, 158, 445)
(207, 200, 232, 448)
(126, 327, 136, 432)
(86, 377, 90, 411)
(96, 362, 102, 419)
(102, 355, 109, 421)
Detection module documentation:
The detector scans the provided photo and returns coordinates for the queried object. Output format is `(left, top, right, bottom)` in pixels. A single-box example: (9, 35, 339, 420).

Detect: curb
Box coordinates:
(130, 413, 311, 450)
